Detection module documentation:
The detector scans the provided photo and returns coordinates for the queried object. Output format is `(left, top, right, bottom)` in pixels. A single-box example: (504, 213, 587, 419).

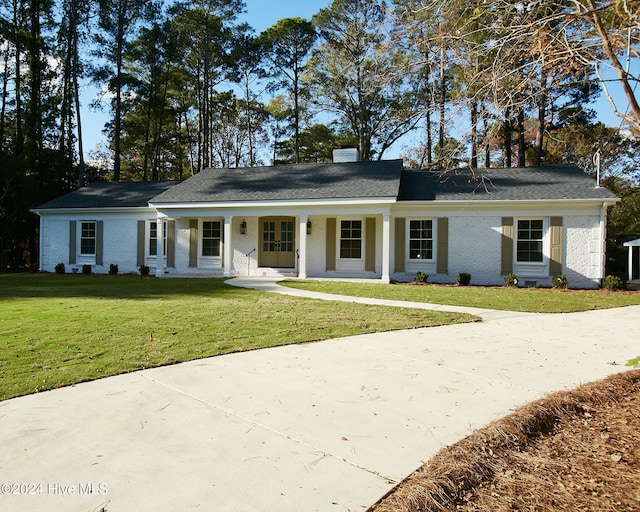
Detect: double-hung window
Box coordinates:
(80, 222, 96, 255)
(340, 220, 362, 259)
(516, 219, 544, 262)
(409, 220, 433, 260)
(202, 221, 222, 257)
(148, 222, 167, 257)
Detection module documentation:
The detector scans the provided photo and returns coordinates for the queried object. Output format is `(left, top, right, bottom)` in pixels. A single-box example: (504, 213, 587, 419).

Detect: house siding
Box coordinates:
(565, 215, 603, 289)
(37, 206, 605, 289)
(40, 213, 146, 274)
(390, 208, 603, 289)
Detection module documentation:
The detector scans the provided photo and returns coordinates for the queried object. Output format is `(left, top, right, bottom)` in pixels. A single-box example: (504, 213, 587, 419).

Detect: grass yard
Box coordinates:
(282, 280, 640, 313)
(0, 274, 475, 401)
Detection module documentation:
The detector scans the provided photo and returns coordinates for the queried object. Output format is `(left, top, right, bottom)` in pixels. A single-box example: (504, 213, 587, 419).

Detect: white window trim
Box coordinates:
(514, 216, 549, 276)
(145, 220, 167, 266)
(198, 218, 223, 269)
(406, 217, 437, 263)
(404, 217, 437, 274)
(77, 220, 97, 264)
(336, 217, 365, 272)
(337, 217, 364, 262)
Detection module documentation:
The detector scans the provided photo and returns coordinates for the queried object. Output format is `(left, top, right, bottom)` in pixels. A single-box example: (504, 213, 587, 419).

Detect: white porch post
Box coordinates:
(381, 213, 390, 284)
(299, 214, 308, 279)
(155, 216, 165, 277)
(629, 245, 634, 282)
(223, 215, 232, 277)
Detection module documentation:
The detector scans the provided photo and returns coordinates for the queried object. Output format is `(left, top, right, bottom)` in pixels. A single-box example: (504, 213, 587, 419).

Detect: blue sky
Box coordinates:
(238, 0, 328, 32)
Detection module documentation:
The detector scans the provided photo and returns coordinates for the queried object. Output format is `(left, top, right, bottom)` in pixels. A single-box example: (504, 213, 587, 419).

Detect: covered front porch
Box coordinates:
(151, 211, 393, 283)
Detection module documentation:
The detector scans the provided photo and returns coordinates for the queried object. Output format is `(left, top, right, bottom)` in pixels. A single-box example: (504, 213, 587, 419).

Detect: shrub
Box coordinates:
(415, 271, 428, 283)
(626, 356, 640, 368)
(505, 273, 519, 287)
(54, 262, 65, 274)
(109, 264, 118, 275)
(139, 265, 151, 277)
(603, 275, 623, 291)
(457, 272, 471, 286)
(552, 274, 568, 289)
(82, 264, 92, 275)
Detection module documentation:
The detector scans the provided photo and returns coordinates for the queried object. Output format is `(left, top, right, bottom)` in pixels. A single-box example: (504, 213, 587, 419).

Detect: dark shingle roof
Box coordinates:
(398, 165, 618, 201)
(35, 181, 182, 210)
(150, 160, 403, 204)
(34, 163, 617, 211)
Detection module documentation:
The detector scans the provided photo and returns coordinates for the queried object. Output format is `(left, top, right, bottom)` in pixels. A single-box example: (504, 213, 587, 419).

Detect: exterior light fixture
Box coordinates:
(240, 220, 247, 235)
(306, 220, 312, 235)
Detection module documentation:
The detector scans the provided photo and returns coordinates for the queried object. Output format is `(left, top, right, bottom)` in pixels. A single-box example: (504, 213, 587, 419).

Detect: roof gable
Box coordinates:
(150, 160, 403, 204)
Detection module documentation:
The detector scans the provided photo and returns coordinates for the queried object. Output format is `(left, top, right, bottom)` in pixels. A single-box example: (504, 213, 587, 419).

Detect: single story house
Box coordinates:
(32, 158, 619, 289)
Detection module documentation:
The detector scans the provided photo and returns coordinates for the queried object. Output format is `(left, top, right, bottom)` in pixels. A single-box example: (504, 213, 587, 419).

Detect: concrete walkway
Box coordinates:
(225, 276, 533, 321)
(1, 279, 638, 512)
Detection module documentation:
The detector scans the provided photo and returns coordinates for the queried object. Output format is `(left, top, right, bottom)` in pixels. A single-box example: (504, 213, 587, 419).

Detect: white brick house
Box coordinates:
(32, 161, 619, 289)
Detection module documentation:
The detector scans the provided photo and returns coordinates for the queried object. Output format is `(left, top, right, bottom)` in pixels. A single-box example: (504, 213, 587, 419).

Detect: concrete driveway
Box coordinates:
(1, 279, 638, 512)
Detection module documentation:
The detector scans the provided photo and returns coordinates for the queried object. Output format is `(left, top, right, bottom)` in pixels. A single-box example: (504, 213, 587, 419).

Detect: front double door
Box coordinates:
(259, 217, 295, 268)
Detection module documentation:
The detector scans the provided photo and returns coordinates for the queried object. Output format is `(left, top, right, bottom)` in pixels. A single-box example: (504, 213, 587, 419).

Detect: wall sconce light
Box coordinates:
(306, 220, 312, 235)
(240, 220, 247, 235)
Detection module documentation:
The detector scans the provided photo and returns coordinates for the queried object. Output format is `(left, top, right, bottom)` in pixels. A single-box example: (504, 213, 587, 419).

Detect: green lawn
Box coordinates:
(0, 274, 475, 401)
(282, 280, 640, 313)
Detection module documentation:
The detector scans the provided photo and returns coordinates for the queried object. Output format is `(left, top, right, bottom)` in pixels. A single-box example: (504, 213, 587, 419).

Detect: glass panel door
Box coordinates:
(259, 217, 295, 268)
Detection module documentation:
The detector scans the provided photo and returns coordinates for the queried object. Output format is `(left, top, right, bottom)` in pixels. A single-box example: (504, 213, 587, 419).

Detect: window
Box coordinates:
(202, 221, 222, 257)
(148, 222, 167, 257)
(80, 222, 96, 255)
(517, 219, 543, 262)
(409, 220, 433, 260)
(340, 220, 362, 259)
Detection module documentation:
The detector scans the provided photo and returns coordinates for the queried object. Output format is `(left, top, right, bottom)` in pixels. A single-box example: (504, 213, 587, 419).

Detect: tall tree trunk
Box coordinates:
(438, 46, 445, 155)
(0, 43, 10, 151)
(482, 101, 490, 168)
(28, 0, 42, 177)
(504, 107, 512, 168)
(423, 46, 432, 167)
(356, 59, 366, 161)
(13, 0, 23, 156)
(152, 75, 170, 179)
(533, 69, 547, 166)
(70, 0, 85, 187)
(517, 108, 526, 167)
(113, 9, 125, 182)
(244, 72, 255, 166)
(470, 100, 478, 169)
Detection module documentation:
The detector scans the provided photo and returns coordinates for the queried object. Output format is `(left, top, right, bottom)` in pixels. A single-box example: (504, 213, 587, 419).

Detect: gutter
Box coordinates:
(30, 206, 160, 216)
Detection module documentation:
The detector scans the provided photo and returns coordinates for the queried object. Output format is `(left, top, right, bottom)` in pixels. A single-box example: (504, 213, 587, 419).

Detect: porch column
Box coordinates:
(155, 215, 165, 277)
(629, 245, 634, 282)
(299, 214, 308, 279)
(223, 216, 232, 277)
(381, 213, 390, 284)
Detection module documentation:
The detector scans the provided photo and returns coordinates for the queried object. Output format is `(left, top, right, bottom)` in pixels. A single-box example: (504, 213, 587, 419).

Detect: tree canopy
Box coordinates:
(1, 0, 638, 269)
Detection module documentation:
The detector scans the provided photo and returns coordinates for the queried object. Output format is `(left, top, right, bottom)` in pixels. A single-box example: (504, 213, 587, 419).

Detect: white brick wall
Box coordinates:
(390, 207, 603, 289)
(39, 212, 154, 274)
(38, 205, 606, 288)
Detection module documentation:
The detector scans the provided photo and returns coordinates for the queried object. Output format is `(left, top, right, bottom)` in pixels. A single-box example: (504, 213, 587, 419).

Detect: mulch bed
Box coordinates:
(370, 369, 640, 511)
